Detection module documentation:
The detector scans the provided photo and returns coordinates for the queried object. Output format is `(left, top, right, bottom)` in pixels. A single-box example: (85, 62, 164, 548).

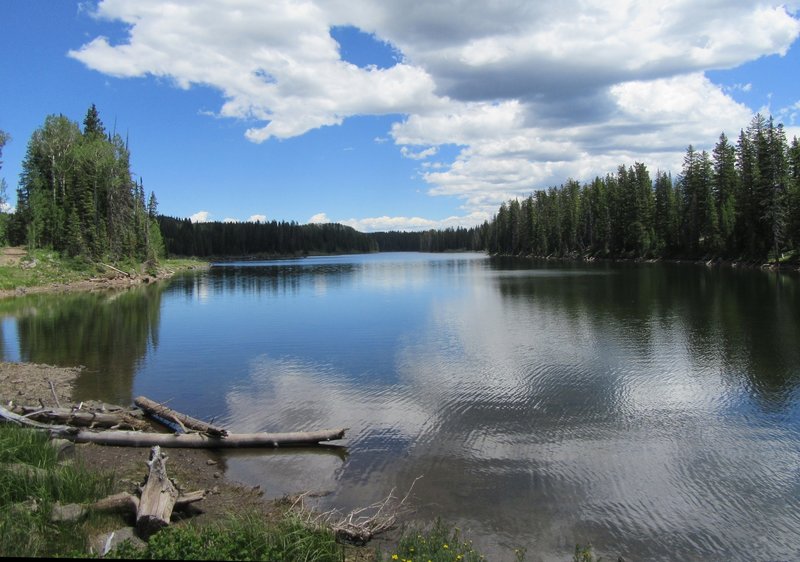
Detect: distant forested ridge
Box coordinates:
(157, 218, 486, 257)
(157, 215, 379, 257)
(7, 105, 164, 262)
(485, 115, 800, 263)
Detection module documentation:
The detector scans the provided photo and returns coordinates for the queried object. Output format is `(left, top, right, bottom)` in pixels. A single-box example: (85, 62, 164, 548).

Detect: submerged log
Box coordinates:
(65, 428, 347, 448)
(136, 446, 178, 539)
(134, 396, 228, 436)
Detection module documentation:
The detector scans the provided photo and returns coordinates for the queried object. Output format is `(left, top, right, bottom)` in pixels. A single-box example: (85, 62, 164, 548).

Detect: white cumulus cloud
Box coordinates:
(189, 210, 211, 223)
(71, 0, 800, 225)
(308, 212, 330, 224)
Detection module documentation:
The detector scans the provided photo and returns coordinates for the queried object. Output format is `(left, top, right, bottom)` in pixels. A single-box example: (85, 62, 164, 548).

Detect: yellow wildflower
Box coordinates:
(392, 555, 398, 560)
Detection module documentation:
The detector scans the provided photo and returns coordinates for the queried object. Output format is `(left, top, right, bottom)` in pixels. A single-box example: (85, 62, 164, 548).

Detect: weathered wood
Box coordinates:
(66, 427, 347, 448)
(52, 492, 139, 522)
(101, 262, 131, 277)
(48, 379, 61, 408)
(134, 396, 228, 437)
(136, 446, 178, 539)
(15, 406, 146, 430)
(51, 487, 205, 523)
(0, 403, 72, 431)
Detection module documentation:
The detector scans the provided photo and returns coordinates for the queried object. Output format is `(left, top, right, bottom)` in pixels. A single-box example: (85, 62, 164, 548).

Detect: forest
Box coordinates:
(1, 106, 164, 263)
(2, 109, 799, 264)
(156, 219, 485, 258)
(484, 115, 800, 263)
(157, 215, 378, 257)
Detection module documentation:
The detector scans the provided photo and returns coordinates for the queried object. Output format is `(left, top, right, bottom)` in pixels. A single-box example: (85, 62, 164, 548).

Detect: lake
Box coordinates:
(2, 252, 799, 561)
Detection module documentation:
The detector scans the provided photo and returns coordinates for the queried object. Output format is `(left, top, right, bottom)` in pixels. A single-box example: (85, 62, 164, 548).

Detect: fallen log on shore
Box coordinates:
(65, 428, 347, 448)
(1, 403, 346, 449)
(51, 445, 206, 540)
(134, 396, 228, 436)
(13, 405, 147, 430)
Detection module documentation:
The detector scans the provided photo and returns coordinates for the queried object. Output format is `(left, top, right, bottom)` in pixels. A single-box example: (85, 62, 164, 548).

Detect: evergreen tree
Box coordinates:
(17, 106, 162, 262)
(82, 103, 106, 139)
(759, 117, 789, 261)
(736, 127, 758, 257)
(712, 133, 738, 256)
(788, 137, 800, 250)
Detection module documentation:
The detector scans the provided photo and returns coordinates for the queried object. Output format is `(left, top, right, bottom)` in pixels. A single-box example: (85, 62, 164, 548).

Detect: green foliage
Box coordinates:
(382, 518, 487, 562)
(0, 425, 114, 558)
(108, 511, 344, 561)
(15, 106, 163, 263)
(573, 544, 601, 562)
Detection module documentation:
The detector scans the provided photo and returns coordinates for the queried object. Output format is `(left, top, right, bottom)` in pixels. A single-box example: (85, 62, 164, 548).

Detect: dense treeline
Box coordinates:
(485, 115, 800, 262)
(7, 105, 164, 263)
(158, 219, 485, 257)
(157, 215, 378, 257)
(369, 228, 484, 252)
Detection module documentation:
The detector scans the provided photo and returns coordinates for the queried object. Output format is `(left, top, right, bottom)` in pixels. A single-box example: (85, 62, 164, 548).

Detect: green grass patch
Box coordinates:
(0, 249, 100, 290)
(0, 425, 115, 557)
(0, 247, 209, 291)
(108, 510, 345, 561)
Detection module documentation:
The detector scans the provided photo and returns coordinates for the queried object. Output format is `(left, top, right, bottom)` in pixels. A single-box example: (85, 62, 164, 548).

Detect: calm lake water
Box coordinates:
(2, 252, 800, 561)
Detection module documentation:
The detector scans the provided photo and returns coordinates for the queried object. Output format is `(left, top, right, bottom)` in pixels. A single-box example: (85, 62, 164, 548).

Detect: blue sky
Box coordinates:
(1, 1, 799, 231)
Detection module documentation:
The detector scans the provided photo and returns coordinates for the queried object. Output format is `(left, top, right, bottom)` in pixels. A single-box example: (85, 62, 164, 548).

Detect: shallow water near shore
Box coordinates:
(2, 252, 800, 561)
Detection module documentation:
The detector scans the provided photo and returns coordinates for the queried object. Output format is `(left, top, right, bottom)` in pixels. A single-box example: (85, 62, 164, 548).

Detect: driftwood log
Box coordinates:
(50, 446, 207, 540)
(13, 406, 146, 430)
(137, 445, 179, 539)
(67, 428, 347, 448)
(134, 396, 228, 436)
(0, 403, 346, 449)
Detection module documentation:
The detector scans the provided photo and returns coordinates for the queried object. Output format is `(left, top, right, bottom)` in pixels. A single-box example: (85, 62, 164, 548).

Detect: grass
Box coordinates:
(0, 424, 115, 557)
(109, 511, 346, 561)
(380, 518, 488, 562)
(0, 247, 208, 291)
(0, 249, 99, 290)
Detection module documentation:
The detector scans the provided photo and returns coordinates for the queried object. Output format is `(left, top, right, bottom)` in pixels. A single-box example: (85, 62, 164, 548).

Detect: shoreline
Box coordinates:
(491, 251, 800, 272)
(0, 361, 288, 529)
(0, 259, 209, 300)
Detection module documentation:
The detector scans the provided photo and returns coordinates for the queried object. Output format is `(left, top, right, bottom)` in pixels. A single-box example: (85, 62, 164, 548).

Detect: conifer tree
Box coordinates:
(712, 133, 738, 256)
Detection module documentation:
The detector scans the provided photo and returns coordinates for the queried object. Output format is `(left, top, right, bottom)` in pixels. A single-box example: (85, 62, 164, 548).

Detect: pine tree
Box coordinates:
(788, 137, 800, 250)
(712, 133, 737, 256)
(83, 104, 106, 139)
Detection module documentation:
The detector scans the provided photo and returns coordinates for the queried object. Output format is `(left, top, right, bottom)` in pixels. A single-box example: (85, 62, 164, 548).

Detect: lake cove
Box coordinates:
(2, 252, 799, 561)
